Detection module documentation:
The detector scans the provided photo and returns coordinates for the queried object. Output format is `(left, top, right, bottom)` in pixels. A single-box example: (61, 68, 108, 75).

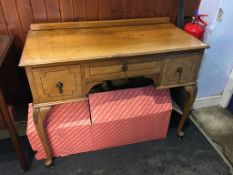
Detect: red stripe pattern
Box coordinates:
(26, 101, 92, 160)
(27, 86, 172, 160)
(89, 86, 172, 151)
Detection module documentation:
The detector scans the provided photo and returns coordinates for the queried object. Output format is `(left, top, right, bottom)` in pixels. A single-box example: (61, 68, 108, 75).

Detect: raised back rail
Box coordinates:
(30, 17, 170, 31)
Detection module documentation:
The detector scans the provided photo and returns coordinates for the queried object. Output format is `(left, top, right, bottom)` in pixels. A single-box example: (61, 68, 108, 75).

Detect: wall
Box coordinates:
(197, 0, 233, 97)
(0, 0, 199, 49)
(199, 0, 221, 27)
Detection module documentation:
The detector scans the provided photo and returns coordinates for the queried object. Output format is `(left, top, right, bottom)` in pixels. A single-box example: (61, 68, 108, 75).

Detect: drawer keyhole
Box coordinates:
(122, 63, 128, 72)
(176, 67, 183, 79)
(56, 81, 64, 94)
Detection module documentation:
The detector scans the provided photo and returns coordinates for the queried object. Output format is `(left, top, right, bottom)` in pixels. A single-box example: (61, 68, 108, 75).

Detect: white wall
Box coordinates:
(197, 0, 233, 98)
(199, 0, 222, 25)
(199, 0, 222, 40)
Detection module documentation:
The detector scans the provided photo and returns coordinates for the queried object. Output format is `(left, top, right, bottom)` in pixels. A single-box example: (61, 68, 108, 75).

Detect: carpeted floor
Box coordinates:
(0, 119, 230, 175)
(192, 106, 233, 167)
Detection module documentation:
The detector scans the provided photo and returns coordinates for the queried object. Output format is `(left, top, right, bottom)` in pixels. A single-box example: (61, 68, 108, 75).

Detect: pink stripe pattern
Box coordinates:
(89, 86, 172, 151)
(27, 86, 172, 160)
(26, 101, 92, 160)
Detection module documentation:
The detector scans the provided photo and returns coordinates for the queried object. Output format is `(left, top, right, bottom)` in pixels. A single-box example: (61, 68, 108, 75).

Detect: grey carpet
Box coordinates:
(193, 107, 233, 166)
(0, 120, 230, 175)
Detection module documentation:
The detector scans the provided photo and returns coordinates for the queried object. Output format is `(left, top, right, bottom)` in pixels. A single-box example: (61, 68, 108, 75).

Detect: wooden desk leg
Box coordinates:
(33, 106, 53, 167)
(0, 90, 29, 171)
(177, 85, 197, 138)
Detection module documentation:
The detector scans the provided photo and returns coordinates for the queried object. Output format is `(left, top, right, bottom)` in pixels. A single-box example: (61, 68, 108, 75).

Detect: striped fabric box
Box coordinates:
(26, 101, 92, 160)
(89, 86, 172, 151)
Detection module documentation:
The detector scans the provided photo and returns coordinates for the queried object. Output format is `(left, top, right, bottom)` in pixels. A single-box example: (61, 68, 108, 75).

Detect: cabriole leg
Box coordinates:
(33, 106, 53, 167)
(177, 85, 197, 139)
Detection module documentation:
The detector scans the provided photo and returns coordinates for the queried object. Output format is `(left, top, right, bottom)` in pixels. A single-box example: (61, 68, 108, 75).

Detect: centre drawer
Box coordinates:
(32, 64, 83, 103)
(84, 56, 162, 82)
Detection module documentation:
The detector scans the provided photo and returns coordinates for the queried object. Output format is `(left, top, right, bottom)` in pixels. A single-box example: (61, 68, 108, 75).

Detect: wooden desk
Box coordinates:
(19, 17, 208, 166)
(0, 35, 29, 171)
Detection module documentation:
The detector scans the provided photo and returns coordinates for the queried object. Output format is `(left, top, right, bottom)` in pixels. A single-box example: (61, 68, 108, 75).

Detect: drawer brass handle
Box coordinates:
(176, 67, 183, 79)
(56, 81, 64, 94)
(122, 63, 128, 72)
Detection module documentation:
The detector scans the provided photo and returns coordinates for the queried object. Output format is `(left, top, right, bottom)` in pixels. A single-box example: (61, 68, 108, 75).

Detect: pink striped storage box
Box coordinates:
(89, 86, 172, 151)
(26, 101, 92, 160)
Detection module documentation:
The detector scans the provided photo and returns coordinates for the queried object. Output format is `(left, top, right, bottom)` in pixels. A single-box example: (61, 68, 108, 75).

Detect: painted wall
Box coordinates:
(197, 0, 233, 97)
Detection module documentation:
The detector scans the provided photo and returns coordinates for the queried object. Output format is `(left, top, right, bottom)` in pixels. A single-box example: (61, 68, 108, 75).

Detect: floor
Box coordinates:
(192, 106, 233, 172)
(0, 122, 26, 139)
(0, 103, 28, 139)
(1, 101, 233, 174)
(0, 118, 231, 175)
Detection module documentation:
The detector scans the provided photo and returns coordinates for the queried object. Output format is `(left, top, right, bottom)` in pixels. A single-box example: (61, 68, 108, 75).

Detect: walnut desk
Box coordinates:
(19, 17, 208, 166)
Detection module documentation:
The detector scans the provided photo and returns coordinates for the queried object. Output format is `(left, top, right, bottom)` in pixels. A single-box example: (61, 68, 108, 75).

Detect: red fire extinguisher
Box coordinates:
(184, 14, 208, 40)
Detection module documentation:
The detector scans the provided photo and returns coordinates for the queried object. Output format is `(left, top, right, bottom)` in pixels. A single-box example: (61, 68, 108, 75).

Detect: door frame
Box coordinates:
(220, 68, 233, 108)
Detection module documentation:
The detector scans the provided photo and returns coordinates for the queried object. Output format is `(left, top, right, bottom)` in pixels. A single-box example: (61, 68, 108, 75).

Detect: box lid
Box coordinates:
(89, 86, 172, 124)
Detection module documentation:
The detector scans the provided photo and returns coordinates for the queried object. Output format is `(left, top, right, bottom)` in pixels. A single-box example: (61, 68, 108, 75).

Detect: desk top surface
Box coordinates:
(19, 18, 208, 67)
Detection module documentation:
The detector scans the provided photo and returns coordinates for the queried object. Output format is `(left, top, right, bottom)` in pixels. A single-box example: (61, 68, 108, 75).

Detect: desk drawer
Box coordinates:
(160, 52, 202, 86)
(32, 65, 83, 103)
(84, 57, 162, 82)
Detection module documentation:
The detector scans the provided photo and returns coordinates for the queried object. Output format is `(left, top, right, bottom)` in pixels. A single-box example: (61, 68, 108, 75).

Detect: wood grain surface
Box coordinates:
(19, 18, 207, 67)
(0, 0, 200, 49)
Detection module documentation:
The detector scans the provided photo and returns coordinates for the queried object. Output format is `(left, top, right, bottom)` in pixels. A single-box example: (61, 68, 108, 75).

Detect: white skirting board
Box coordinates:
(194, 69, 233, 109)
(220, 70, 233, 108)
(193, 95, 222, 109)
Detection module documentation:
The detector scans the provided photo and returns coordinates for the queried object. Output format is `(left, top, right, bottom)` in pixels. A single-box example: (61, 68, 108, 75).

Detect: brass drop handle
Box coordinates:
(122, 63, 128, 72)
(56, 81, 64, 94)
(176, 67, 183, 79)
